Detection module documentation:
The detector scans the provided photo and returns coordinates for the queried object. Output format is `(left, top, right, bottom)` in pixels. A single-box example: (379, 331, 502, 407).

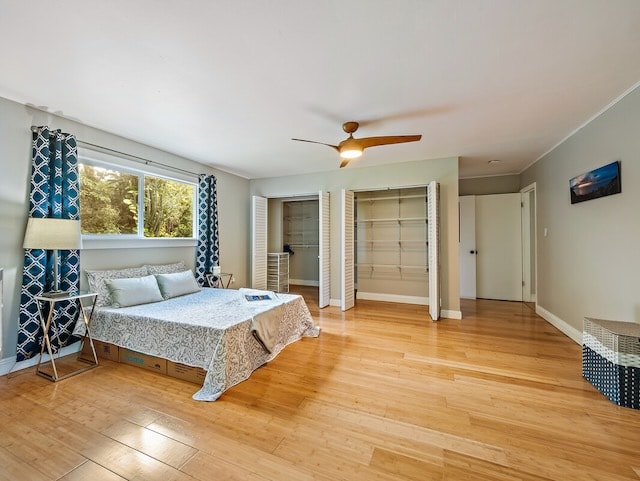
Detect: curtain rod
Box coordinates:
(30, 126, 201, 177)
(77, 140, 200, 177)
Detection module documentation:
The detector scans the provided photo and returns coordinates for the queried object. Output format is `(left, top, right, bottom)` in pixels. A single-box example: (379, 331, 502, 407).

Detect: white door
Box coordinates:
(318, 191, 330, 308)
(459, 196, 477, 299)
(427, 181, 440, 320)
(476, 193, 522, 301)
(251, 195, 268, 290)
(341, 189, 355, 311)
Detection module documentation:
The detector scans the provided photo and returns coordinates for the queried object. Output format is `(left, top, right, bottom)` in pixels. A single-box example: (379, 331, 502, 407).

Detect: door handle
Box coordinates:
(470, 250, 477, 254)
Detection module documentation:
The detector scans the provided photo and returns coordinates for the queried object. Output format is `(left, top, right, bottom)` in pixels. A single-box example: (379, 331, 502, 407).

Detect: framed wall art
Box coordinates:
(569, 160, 621, 204)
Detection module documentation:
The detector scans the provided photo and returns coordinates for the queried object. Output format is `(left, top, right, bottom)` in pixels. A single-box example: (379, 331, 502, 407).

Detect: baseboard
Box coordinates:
(0, 341, 81, 376)
(289, 279, 319, 287)
(441, 309, 463, 320)
(0, 356, 16, 376)
(536, 304, 582, 344)
(326, 296, 461, 321)
(356, 291, 428, 305)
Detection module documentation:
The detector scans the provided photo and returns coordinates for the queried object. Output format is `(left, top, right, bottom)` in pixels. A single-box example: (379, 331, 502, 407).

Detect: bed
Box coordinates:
(75, 264, 319, 401)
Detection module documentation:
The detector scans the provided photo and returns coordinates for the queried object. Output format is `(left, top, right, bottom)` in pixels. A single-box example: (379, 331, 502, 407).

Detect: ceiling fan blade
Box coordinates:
(358, 135, 422, 149)
(292, 138, 339, 152)
(339, 158, 351, 168)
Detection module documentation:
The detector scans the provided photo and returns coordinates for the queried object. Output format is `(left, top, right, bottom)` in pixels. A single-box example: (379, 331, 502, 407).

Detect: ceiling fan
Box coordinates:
(292, 121, 422, 168)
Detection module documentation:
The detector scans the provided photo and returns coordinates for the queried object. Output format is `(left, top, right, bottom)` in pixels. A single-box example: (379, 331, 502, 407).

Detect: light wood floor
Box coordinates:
(1, 287, 639, 481)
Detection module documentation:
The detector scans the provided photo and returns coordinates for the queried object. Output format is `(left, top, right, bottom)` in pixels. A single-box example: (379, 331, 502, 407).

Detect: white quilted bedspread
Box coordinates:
(76, 288, 319, 401)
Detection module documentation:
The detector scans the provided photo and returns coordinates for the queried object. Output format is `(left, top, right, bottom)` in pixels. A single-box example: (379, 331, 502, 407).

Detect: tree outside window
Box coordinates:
(79, 164, 195, 238)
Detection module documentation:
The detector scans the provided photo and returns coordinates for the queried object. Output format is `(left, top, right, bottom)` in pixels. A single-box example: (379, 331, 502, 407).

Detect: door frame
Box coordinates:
(520, 182, 537, 304)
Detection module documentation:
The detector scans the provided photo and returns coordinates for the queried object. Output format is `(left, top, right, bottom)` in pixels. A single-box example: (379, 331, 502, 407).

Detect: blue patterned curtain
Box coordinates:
(17, 127, 81, 361)
(195, 174, 219, 286)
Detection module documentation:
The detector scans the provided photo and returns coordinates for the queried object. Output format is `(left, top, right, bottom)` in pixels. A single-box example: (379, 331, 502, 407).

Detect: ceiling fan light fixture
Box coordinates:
(338, 137, 363, 159)
(292, 120, 421, 167)
(339, 147, 363, 159)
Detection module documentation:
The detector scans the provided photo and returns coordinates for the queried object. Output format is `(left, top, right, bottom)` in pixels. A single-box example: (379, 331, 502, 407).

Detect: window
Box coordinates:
(79, 161, 196, 240)
(79, 164, 138, 235)
(143, 175, 194, 238)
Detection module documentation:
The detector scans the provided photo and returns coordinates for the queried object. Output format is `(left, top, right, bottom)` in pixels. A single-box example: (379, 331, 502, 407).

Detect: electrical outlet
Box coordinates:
(231, 277, 235, 284)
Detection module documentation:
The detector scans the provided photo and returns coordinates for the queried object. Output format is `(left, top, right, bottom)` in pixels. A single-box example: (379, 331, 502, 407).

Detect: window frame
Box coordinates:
(78, 147, 198, 250)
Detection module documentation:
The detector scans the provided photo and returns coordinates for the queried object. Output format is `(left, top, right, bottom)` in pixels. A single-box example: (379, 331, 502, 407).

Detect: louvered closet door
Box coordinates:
(252, 196, 268, 290)
(341, 189, 355, 311)
(319, 191, 330, 308)
(427, 181, 440, 321)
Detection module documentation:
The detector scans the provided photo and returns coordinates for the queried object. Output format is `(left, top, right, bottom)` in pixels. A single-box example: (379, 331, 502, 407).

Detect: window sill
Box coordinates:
(82, 237, 198, 250)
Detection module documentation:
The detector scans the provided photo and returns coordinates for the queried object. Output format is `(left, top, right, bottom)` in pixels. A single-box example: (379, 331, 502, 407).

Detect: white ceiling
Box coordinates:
(1, 1, 639, 179)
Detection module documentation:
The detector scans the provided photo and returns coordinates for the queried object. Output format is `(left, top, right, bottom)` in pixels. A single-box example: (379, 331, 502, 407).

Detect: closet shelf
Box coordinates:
(355, 216, 427, 224)
(356, 263, 428, 271)
(284, 215, 317, 220)
(356, 194, 427, 202)
(287, 243, 319, 248)
(356, 239, 427, 244)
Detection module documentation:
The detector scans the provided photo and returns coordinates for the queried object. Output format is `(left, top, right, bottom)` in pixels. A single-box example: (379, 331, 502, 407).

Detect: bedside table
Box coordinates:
(35, 291, 99, 381)
(205, 272, 233, 289)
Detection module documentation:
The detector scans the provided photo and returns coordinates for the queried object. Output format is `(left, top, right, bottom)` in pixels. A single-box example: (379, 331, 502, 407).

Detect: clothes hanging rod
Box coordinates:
(30, 126, 200, 177)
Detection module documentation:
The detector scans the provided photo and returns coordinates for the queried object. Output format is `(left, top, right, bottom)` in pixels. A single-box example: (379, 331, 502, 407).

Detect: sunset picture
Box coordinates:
(570, 161, 621, 204)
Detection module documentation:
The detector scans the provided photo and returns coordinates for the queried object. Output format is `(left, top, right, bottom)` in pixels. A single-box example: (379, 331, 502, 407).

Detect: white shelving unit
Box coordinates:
(355, 187, 428, 275)
(354, 187, 429, 305)
(283, 200, 319, 249)
(267, 252, 289, 293)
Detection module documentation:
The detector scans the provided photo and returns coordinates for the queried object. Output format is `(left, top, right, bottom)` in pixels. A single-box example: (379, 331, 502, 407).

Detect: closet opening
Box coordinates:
(265, 194, 325, 306)
(354, 186, 429, 306)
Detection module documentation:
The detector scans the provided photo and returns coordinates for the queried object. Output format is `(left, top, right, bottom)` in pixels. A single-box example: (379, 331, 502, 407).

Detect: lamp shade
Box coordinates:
(23, 218, 83, 250)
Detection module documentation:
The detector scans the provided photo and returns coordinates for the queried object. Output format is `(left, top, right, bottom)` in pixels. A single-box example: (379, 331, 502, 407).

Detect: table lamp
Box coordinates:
(23, 217, 82, 294)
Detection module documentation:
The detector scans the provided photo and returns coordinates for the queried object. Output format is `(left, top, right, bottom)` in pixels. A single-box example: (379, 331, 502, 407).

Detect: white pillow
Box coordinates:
(105, 275, 164, 308)
(86, 266, 149, 306)
(155, 270, 200, 299)
(145, 261, 187, 275)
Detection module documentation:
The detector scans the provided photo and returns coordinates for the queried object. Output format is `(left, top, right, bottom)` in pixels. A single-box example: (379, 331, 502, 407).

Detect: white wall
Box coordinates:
(0, 96, 250, 361)
(250, 157, 460, 315)
(521, 85, 640, 339)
